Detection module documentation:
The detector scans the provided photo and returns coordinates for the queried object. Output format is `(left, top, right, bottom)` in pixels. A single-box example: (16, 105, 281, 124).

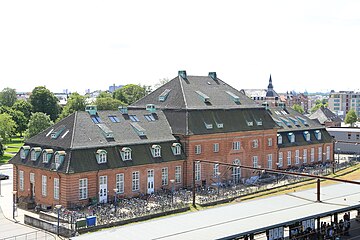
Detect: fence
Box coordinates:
(0, 230, 55, 240)
(24, 215, 73, 238)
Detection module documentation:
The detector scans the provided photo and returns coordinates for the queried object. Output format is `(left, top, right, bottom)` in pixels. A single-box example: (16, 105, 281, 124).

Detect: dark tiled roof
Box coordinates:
(278, 128, 333, 148)
(187, 108, 278, 135)
(268, 107, 325, 132)
(132, 74, 259, 110)
(309, 107, 342, 125)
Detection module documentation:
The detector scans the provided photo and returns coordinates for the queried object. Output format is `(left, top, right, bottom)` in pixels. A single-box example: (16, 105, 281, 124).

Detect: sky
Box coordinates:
(1, 0, 360, 94)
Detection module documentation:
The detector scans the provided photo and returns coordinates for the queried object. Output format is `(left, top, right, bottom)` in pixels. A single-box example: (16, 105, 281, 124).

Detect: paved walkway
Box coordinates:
(0, 164, 57, 240)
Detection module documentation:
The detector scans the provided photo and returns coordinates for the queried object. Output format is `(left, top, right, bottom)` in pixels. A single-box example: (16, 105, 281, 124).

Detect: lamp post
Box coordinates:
(12, 191, 17, 221)
(113, 188, 118, 215)
(170, 179, 175, 207)
(55, 204, 62, 236)
(337, 148, 340, 162)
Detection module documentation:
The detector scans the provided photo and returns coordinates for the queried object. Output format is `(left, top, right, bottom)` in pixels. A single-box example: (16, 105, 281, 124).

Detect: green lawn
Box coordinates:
(0, 136, 24, 165)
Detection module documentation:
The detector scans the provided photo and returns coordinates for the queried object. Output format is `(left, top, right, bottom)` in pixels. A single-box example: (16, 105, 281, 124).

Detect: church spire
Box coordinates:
(267, 74, 273, 90)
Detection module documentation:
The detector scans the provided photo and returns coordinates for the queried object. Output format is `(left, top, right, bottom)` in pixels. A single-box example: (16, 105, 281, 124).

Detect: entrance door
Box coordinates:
(99, 176, 108, 203)
(232, 159, 241, 184)
(147, 169, 154, 194)
(30, 173, 35, 199)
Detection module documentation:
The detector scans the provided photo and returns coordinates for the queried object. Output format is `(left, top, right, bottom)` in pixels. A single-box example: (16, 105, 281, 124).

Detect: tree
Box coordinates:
(0, 106, 27, 136)
(0, 113, 16, 142)
(95, 98, 126, 110)
(113, 84, 148, 105)
(345, 109, 358, 127)
(13, 99, 33, 121)
(97, 91, 113, 99)
(29, 86, 60, 121)
(153, 78, 170, 90)
(57, 93, 87, 121)
(24, 112, 53, 139)
(0, 87, 17, 107)
(292, 104, 304, 114)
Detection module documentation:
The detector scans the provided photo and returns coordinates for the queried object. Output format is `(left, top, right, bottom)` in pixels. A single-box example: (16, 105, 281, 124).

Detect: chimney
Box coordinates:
(178, 70, 187, 79)
(208, 72, 217, 80)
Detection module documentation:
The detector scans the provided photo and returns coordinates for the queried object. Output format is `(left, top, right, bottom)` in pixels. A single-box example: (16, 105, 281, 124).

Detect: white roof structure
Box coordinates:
(73, 182, 360, 240)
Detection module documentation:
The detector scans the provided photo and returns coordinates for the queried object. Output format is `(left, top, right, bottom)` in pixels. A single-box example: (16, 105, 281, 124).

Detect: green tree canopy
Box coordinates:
(113, 84, 148, 105)
(57, 92, 87, 121)
(345, 109, 358, 127)
(97, 91, 113, 99)
(0, 87, 17, 107)
(95, 98, 126, 110)
(13, 99, 33, 120)
(292, 104, 304, 114)
(29, 86, 60, 121)
(0, 106, 27, 136)
(24, 112, 53, 139)
(0, 113, 17, 142)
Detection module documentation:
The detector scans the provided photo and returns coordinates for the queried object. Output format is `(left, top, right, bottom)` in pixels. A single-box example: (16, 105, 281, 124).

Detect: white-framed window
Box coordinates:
(213, 164, 219, 177)
(287, 151, 292, 166)
(161, 167, 168, 186)
(19, 170, 24, 191)
(295, 150, 300, 164)
(96, 150, 107, 164)
(30, 172, 35, 183)
(268, 138, 273, 147)
(31, 150, 37, 161)
(42, 152, 48, 163)
(303, 149, 307, 163)
(315, 130, 322, 140)
(252, 156, 258, 168)
(278, 152, 283, 167)
(171, 143, 181, 155)
(195, 145, 201, 155)
(326, 146, 330, 160)
(318, 147, 322, 161)
(304, 131, 310, 141)
(213, 143, 219, 153)
(151, 145, 161, 158)
(232, 159, 241, 184)
(116, 173, 124, 193)
(232, 141, 240, 150)
(267, 154, 273, 169)
(20, 149, 26, 159)
(121, 147, 132, 161)
(311, 148, 315, 162)
(288, 133, 295, 143)
(252, 140, 259, 148)
(277, 134, 283, 144)
(79, 178, 88, 200)
(132, 171, 140, 191)
(195, 162, 201, 181)
(54, 178, 59, 200)
(175, 166, 181, 184)
(42, 175, 47, 197)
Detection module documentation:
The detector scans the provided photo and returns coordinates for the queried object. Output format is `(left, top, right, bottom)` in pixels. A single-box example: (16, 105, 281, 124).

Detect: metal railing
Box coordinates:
(0, 230, 55, 240)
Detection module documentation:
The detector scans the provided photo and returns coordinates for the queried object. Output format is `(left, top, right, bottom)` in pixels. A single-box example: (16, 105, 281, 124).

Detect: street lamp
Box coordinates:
(170, 179, 175, 207)
(55, 204, 62, 236)
(113, 188, 118, 215)
(12, 191, 17, 221)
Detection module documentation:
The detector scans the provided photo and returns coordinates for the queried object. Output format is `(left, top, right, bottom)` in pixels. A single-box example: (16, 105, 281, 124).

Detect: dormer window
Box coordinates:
(277, 134, 282, 144)
(54, 151, 66, 170)
(30, 147, 41, 161)
(204, 122, 213, 129)
(20, 146, 30, 160)
(151, 145, 161, 158)
(247, 121, 254, 127)
(171, 143, 181, 156)
(315, 130, 322, 140)
(42, 149, 53, 163)
(120, 147, 132, 161)
(96, 149, 107, 164)
(303, 131, 311, 141)
(288, 133, 295, 143)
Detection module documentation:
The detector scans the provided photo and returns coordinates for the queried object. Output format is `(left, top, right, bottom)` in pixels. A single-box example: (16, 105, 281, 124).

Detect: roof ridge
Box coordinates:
(69, 112, 77, 149)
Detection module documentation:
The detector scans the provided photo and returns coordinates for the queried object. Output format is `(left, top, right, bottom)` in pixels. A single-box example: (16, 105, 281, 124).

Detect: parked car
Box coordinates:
(0, 173, 9, 180)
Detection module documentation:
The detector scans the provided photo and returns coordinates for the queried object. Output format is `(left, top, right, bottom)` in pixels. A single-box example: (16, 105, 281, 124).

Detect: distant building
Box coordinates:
(309, 106, 341, 127)
(53, 93, 69, 106)
(109, 84, 123, 93)
(327, 127, 360, 155)
(328, 91, 360, 118)
(284, 91, 310, 113)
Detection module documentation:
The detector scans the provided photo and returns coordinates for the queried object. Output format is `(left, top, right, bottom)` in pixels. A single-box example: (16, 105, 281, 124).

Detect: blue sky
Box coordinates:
(1, 0, 360, 94)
